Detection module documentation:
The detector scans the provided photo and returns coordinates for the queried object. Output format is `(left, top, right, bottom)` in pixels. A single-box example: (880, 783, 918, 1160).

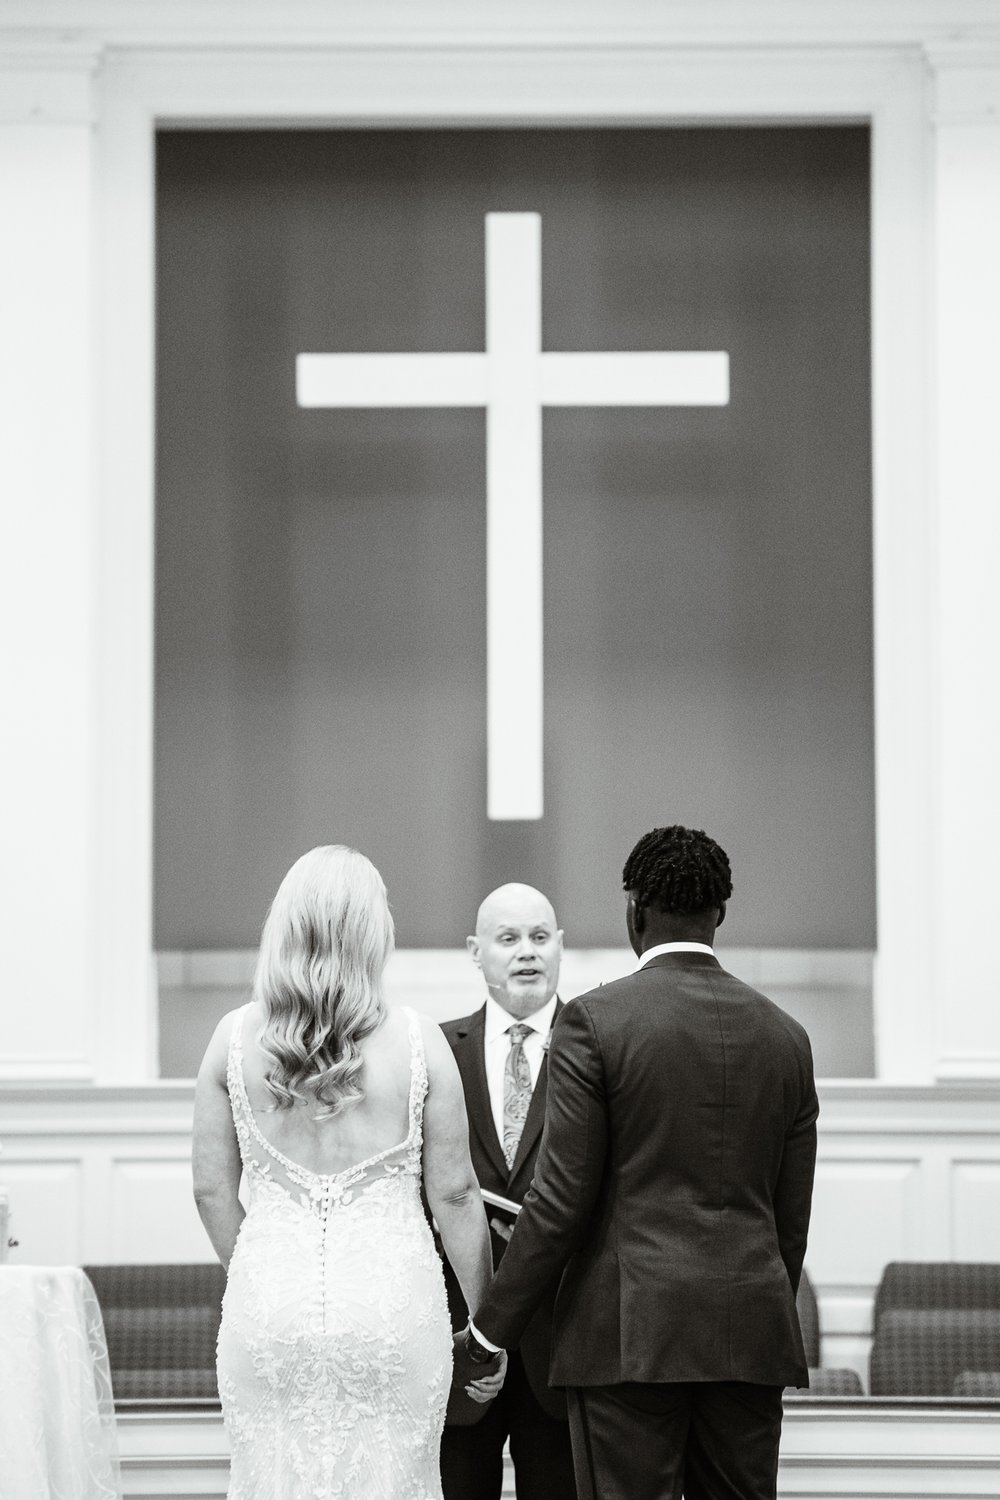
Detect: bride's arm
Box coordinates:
(192, 1015, 245, 1268)
(421, 1020, 493, 1318)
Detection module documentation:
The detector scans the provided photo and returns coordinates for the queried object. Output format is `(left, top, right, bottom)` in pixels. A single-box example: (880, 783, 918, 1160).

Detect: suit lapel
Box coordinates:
(451, 1007, 509, 1182)
(507, 998, 562, 1187)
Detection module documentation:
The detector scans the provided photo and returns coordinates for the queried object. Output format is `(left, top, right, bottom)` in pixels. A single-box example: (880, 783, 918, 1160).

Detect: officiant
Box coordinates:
(438, 883, 576, 1500)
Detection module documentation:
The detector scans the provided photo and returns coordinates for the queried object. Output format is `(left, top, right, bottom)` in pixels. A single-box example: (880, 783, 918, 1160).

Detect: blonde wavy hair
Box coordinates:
(254, 846, 394, 1116)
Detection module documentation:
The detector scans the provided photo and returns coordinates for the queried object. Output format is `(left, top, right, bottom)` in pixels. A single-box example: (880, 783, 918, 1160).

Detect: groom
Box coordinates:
(460, 826, 818, 1500)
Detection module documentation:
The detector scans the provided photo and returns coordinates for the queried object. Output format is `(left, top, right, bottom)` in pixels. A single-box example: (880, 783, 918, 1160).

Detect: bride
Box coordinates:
(192, 846, 504, 1498)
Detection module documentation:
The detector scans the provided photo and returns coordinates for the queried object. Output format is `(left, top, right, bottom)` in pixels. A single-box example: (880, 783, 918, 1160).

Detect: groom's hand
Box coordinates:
(466, 1348, 507, 1403)
(452, 1327, 505, 1402)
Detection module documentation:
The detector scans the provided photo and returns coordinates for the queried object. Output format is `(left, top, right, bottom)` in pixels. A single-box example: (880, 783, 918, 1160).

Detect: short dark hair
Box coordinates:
(622, 825, 733, 915)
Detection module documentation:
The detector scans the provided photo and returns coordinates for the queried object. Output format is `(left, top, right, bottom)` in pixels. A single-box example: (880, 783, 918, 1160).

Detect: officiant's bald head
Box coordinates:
(467, 883, 563, 1021)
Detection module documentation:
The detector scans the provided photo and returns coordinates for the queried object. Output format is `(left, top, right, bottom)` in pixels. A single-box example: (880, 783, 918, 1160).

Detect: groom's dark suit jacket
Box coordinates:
(440, 1003, 566, 1420)
(475, 952, 818, 1389)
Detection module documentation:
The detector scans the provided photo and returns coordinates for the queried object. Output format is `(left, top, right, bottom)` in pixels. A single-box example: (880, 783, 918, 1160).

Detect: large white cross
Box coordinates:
(297, 213, 729, 820)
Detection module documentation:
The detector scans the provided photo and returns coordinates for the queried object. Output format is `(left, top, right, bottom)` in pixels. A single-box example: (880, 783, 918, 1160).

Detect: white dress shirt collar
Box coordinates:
(636, 941, 715, 969)
(484, 991, 558, 1042)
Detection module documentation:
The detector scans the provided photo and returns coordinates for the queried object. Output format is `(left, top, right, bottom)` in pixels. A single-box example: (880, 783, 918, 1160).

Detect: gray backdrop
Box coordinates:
(155, 127, 874, 957)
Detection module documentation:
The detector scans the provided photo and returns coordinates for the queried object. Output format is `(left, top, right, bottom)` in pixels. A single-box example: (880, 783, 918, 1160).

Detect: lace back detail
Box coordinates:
(227, 1004, 428, 1219)
(218, 1002, 450, 1499)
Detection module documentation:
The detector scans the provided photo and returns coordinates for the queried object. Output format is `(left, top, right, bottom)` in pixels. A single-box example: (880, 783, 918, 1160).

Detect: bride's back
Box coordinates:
(238, 1000, 414, 1178)
(205, 845, 455, 1500)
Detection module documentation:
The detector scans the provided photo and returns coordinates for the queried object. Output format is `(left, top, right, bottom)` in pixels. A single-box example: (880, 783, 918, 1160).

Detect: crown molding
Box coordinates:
(0, 39, 101, 122)
(0, 1, 999, 55)
(926, 40, 1000, 123)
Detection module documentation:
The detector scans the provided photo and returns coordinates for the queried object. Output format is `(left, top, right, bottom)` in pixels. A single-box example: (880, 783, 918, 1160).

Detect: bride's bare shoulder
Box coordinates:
(197, 1004, 250, 1082)
(410, 1012, 460, 1084)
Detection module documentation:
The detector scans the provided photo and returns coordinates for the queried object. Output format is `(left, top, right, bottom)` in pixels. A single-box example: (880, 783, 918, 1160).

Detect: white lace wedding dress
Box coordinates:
(218, 1005, 452, 1499)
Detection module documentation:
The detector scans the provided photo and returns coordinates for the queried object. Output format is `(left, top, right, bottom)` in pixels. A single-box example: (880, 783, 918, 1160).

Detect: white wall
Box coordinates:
(931, 53, 1000, 1080)
(157, 946, 877, 1078)
(0, 63, 98, 1082)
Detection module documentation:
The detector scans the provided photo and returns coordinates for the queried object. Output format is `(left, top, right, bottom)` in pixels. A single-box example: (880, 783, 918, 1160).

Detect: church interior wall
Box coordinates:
(155, 946, 877, 1079)
(61, 28, 945, 1086)
(0, 13, 946, 1090)
(2, 7, 1000, 1472)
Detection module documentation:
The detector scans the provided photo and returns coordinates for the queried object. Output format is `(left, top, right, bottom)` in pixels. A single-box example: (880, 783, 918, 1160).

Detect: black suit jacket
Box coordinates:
(440, 1003, 567, 1420)
(474, 953, 818, 1389)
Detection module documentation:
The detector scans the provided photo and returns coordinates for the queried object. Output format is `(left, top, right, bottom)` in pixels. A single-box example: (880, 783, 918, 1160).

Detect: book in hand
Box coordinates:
(445, 1190, 520, 1426)
(482, 1188, 521, 1246)
(481, 1187, 521, 1218)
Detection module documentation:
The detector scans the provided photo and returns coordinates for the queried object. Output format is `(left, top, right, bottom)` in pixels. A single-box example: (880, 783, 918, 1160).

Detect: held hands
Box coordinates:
(466, 1347, 507, 1403)
(452, 1328, 507, 1404)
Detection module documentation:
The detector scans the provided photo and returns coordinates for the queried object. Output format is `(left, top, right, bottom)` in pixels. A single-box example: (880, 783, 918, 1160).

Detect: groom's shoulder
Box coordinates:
(559, 969, 643, 1019)
(564, 961, 791, 1017)
(712, 967, 815, 1057)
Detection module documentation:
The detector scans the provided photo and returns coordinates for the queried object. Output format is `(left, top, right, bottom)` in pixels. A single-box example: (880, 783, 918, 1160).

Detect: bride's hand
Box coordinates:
(466, 1349, 507, 1403)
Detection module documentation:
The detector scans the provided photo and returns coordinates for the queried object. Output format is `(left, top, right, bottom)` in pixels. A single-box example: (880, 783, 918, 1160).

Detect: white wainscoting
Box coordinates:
(0, 1084, 204, 1270)
(3, 1079, 999, 1390)
(116, 1404, 1000, 1500)
(807, 1085, 1000, 1386)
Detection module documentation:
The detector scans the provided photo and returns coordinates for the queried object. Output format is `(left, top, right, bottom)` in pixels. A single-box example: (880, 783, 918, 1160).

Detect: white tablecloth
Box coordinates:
(0, 1265, 121, 1500)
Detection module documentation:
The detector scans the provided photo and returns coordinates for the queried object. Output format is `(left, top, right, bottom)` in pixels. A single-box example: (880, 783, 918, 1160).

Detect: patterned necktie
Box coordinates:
(502, 1023, 534, 1169)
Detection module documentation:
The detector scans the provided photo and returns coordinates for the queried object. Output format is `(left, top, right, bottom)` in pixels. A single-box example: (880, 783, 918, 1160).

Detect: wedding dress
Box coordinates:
(218, 1004, 452, 1499)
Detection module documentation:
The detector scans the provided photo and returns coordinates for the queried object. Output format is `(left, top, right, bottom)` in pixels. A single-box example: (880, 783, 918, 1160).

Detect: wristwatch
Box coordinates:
(463, 1325, 500, 1364)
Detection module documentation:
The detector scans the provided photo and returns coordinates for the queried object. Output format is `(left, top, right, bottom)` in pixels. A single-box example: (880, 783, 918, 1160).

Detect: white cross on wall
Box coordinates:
(297, 213, 729, 820)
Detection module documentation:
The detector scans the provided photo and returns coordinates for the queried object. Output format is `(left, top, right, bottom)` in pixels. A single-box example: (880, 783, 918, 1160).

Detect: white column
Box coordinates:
(868, 55, 938, 1082)
(91, 57, 159, 1081)
(930, 51, 1000, 1079)
(0, 54, 101, 1079)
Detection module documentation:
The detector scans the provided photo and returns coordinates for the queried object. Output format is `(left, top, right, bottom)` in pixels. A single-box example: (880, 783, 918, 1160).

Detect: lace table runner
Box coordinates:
(0, 1265, 121, 1499)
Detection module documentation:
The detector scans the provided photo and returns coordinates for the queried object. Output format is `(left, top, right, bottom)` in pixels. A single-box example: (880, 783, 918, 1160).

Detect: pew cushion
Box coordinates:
(797, 1366, 865, 1396)
(870, 1309, 1000, 1395)
(108, 1368, 221, 1399)
(874, 1263, 1000, 1331)
(83, 1263, 224, 1402)
(952, 1370, 1000, 1397)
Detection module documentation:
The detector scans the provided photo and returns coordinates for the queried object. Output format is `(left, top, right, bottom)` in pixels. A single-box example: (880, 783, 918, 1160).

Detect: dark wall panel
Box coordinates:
(155, 127, 873, 951)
